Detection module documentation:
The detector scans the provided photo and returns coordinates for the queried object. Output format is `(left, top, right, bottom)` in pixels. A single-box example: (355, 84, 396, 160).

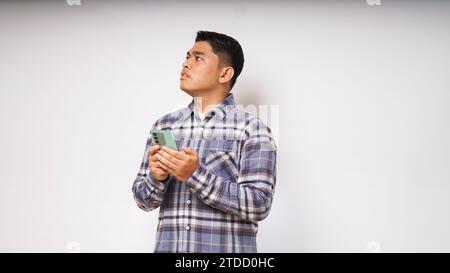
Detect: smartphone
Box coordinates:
(151, 130, 178, 151)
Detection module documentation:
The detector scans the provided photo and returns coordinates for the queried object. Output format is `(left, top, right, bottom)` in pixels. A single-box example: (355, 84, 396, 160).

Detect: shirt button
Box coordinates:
(185, 225, 190, 231)
(186, 199, 191, 205)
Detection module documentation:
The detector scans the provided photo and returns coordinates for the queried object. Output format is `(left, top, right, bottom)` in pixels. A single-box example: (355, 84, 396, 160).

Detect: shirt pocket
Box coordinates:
(203, 140, 240, 180)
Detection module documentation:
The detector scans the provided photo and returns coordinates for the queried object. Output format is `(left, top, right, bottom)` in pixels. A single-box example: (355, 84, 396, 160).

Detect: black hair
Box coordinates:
(195, 30, 244, 91)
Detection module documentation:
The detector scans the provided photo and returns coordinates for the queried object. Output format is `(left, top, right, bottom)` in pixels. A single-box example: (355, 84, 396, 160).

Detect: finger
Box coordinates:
(157, 160, 174, 173)
(158, 149, 184, 165)
(149, 145, 160, 156)
(150, 150, 160, 162)
(161, 146, 186, 160)
(155, 152, 178, 170)
(182, 146, 197, 156)
(151, 161, 168, 172)
(153, 168, 169, 176)
(150, 151, 160, 162)
(150, 155, 159, 162)
(152, 168, 167, 176)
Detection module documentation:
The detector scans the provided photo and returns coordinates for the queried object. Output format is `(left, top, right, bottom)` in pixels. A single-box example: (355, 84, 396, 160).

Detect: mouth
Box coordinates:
(180, 71, 190, 80)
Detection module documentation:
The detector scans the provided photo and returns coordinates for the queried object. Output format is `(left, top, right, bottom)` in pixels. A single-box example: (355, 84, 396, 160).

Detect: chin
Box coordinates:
(180, 83, 189, 93)
(180, 84, 201, 97)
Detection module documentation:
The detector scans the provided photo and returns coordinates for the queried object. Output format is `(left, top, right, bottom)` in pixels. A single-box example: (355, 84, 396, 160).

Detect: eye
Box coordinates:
(196, 56, 202, 61)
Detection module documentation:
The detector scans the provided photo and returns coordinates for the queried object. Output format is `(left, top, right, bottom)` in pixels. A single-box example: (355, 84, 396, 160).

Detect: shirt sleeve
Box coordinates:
(185, 118, 277, 222)
(132, 122, 174, 212)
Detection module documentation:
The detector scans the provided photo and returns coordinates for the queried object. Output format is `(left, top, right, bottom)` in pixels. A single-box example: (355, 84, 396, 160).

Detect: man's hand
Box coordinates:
(155, 146, 200, 183)
(149, 145, 170, 181)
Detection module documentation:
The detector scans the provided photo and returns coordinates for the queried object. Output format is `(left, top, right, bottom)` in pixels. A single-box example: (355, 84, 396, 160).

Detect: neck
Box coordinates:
(194, 92, 229, 113)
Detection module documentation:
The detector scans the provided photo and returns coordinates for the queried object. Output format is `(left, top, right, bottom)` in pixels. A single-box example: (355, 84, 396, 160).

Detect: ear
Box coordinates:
(218, 66, 234, 84)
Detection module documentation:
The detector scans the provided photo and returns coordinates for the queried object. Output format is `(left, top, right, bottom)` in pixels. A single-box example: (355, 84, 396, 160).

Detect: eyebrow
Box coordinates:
(186, 50, 206, 56)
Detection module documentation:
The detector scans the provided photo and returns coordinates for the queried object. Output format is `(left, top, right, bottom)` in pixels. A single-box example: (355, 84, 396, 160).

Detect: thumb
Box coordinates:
(182, 146, 196, 155)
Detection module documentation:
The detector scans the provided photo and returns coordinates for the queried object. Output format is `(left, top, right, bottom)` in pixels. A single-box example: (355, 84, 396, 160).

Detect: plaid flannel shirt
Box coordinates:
(132, 93, 277, 253)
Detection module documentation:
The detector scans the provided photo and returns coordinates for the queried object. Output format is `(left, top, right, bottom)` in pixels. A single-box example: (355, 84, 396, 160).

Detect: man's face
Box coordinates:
(180, 41, 223, 96)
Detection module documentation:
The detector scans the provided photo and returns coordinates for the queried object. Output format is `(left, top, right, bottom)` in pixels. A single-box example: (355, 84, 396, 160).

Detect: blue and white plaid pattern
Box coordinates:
(132, 93, 277, 253)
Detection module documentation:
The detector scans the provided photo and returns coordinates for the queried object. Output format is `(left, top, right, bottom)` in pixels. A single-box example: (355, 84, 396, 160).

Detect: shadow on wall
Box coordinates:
(233, 81, 263, 116)
(233, 81, 280, 146)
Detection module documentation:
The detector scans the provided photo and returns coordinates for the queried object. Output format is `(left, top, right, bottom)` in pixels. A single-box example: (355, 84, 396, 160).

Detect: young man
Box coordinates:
(132, 31, 277, 253)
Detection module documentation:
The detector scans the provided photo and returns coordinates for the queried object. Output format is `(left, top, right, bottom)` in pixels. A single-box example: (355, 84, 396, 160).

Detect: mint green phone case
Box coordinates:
(151, 130, 178, 151)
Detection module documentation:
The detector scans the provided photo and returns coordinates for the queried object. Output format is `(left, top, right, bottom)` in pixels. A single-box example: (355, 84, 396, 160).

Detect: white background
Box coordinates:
(1, 0, 450, 252)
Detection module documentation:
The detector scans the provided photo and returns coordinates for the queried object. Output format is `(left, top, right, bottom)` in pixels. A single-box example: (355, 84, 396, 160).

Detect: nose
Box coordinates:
(182, 58, 190, 70)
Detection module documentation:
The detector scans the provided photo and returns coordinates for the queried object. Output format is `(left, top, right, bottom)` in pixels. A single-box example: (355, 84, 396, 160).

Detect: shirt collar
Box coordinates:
(179, 92, 236, 121)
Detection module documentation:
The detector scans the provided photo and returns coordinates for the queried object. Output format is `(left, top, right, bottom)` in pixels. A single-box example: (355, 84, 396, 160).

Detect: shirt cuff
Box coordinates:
(148, 172, 171, 191)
